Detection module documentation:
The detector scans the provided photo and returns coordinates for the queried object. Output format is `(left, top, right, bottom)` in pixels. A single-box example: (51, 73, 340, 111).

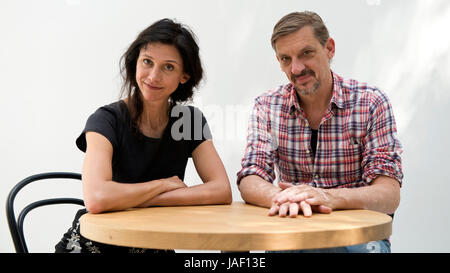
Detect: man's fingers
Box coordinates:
(289, 202, 299, 218)
(306, 198, 333, 214)
(275, 188, 299, 204)
(275, 194, 289, 205)
(270, 201, 331, 218)
(278, 202, 290, 217)
(287, 192, 310, 204)
(300, 201, 312, 217)
(268, 204, 279, 216)
(313, 205, 332, 214)
(305, 197, 319, 205)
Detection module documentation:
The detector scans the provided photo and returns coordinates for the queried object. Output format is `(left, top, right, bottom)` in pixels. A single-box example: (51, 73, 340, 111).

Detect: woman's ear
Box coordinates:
(180, 73, 190, 84)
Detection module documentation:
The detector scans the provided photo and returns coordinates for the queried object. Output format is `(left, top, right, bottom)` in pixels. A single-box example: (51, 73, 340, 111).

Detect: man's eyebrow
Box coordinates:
(277, 46, 316, 58)
(141, 53, 179, 64)
(299, 45, 316, 53)
(278, 53, 290, 59)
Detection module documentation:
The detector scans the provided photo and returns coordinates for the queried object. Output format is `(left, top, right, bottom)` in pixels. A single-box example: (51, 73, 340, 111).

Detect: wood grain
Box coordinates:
(80, 202, 392, 251)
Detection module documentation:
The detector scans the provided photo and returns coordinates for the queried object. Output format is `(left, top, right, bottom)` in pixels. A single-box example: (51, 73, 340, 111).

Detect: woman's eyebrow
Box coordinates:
(141, 53, 179, 64)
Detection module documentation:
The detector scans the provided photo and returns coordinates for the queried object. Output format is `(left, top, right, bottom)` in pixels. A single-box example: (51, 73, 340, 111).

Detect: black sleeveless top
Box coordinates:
(55, 101, 212, 253)
(76, 100, 211, 183)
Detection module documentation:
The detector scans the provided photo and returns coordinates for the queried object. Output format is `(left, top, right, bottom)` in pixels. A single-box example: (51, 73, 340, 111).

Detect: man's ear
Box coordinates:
(325, 37, 335, 60)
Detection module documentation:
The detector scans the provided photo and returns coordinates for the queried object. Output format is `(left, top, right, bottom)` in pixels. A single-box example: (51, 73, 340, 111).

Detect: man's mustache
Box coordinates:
(291, 69, 315, 82)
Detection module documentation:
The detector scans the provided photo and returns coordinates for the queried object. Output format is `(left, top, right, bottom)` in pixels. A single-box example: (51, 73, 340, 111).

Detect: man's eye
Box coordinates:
(303, 50, 313, 56)
(281, 56, 290, 63)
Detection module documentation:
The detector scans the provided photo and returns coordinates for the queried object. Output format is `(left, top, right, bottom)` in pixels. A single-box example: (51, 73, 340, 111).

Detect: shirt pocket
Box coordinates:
(337, 140, 363, 181)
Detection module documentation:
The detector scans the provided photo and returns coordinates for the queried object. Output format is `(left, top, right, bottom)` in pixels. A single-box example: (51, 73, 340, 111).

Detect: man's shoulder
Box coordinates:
(336, 73, 375, 93)
(335, 73, 390, 106)
(254, 83, 293, 105)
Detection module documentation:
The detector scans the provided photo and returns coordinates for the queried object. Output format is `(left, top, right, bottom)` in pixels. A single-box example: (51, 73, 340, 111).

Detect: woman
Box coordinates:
(55, 19, 232, 253)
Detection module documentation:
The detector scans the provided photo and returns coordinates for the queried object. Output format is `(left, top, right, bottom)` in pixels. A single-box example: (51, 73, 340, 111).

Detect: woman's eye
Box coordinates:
(143, 59, 152, 65)
(164, 64, 174, 71)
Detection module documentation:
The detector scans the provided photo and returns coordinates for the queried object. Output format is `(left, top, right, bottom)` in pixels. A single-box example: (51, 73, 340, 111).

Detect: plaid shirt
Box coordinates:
(237, 71, 403, 188)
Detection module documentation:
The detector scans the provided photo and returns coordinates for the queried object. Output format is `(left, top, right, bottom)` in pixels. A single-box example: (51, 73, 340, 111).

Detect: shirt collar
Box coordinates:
(330, 71, 345, 109)
(287, 70, 346, 115)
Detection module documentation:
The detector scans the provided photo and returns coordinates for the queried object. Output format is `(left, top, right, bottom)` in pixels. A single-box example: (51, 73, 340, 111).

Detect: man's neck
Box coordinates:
(296, 71, 333, 130)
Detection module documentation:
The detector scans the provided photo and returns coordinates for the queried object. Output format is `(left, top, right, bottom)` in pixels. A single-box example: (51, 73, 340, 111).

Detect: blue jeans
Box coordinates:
(267, 239, 391, 253)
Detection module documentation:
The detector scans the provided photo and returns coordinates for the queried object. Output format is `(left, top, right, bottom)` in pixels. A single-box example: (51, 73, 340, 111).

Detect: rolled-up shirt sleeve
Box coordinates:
(237, 98, 277, 185)
(362, 89, 403, 186)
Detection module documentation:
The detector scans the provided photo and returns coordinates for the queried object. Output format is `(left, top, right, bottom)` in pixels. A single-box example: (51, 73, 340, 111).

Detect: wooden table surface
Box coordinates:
(79, 202, 392, 251)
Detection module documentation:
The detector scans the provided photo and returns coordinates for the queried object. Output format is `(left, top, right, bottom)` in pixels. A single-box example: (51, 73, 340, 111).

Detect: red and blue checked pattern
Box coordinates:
(237, 71, 403, 189)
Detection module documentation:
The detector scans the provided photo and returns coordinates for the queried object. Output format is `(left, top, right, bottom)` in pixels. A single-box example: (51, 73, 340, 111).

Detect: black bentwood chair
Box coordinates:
(6, 172, 84, 253)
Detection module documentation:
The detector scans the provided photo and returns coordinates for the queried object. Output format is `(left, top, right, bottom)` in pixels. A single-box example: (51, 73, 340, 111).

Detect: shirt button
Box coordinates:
(306, 149, 310, 154)
(314, 174, 319, 179)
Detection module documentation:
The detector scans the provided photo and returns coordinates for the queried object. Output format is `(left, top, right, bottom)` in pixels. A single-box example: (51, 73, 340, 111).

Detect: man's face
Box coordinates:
(275, 26, 335, 96)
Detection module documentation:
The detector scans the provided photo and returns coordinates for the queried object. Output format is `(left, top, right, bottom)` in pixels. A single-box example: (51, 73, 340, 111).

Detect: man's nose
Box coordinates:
(291, 58, 305, 75)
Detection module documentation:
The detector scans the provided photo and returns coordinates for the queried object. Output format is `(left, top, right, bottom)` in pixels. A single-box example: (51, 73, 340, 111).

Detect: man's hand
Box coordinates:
(268, 182, 333, 217)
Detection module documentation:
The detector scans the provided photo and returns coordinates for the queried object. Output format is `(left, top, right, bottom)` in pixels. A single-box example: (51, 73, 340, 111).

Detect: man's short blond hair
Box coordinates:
(271, 11, 330, 50)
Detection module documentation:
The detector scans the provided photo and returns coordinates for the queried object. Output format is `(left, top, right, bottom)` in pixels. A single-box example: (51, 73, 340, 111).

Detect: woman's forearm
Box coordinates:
(138, 179, 232, 207)
(83, 179, 167, 213)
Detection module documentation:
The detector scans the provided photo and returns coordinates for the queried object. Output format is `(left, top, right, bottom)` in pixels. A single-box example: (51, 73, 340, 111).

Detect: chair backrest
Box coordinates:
(6, 172, 84, 253)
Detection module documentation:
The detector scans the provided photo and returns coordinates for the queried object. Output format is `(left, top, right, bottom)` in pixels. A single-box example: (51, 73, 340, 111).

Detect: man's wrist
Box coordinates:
(324, 188, 347, 210)
(269, 187, 282, 205)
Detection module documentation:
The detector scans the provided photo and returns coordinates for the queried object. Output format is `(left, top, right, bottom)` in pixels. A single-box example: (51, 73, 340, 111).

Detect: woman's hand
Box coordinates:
(159, 176, 188, 192)
(140, 140, 232, 207)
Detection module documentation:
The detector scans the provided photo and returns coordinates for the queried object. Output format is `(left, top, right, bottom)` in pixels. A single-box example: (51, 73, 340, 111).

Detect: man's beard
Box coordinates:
(291, 69, 320, 95)
(294, 81, 320, 95)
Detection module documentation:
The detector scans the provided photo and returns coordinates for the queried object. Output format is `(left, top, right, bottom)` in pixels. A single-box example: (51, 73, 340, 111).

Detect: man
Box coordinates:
(237, 11, 403, 253)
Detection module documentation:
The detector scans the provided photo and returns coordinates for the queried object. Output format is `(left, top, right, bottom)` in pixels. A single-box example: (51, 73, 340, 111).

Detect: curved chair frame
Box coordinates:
(6, 172, 84, 253)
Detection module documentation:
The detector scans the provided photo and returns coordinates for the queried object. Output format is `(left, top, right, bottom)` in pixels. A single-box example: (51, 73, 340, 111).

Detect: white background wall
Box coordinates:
(1, 0, 449, 253)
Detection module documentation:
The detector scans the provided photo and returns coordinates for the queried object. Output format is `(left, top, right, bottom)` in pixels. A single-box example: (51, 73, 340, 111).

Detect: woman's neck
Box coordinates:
(141, 99, 170, 130)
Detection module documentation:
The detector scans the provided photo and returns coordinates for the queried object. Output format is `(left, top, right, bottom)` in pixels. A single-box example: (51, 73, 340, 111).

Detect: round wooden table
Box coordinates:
(79, 202, 392, 251)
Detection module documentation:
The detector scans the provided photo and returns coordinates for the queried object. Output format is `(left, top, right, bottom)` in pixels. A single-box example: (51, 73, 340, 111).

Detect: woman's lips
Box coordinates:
(144, 82, 163, 90)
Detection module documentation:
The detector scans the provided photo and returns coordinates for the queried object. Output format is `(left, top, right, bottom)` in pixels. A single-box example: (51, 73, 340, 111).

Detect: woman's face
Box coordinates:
(135, 43, 190, 103)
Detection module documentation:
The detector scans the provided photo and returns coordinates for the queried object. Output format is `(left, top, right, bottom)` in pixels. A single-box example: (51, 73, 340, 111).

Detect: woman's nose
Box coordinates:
(148, 67, 162, 83)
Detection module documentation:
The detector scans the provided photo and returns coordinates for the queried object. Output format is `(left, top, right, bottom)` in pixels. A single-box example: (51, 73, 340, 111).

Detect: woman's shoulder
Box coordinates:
(92, 100, 128, 121)
(84, 100, 130, 134)
(97, 100, 127, 114)
(77, 101, 127, 152)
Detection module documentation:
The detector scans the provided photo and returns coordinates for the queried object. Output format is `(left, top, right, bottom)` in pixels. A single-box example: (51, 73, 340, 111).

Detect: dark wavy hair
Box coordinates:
(119, 18, 203, 130)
